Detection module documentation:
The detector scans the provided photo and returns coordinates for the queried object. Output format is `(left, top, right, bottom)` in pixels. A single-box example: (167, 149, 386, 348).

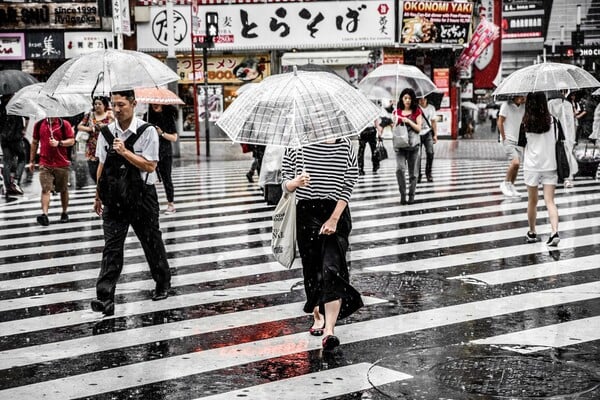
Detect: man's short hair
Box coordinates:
(110, 89, 136, 102)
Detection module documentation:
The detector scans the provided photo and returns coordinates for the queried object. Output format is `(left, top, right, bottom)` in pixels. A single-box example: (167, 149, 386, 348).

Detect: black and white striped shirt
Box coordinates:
(281, 138, 358, 204)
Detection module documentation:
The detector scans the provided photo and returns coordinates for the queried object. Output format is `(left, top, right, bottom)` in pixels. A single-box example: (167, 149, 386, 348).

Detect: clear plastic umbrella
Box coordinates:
(357, 63, 438, 100)
(493, 62, 600, 98)
(216, 69, 381, 148)
(6, 83, 90, 119)
(41, 49, 179, 97)
(0, 70, 38, 95)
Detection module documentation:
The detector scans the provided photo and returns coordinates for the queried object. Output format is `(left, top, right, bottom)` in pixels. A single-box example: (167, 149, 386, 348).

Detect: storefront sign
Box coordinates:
(26, 31, 64, 59)
(501, 0, 545, 42)
(433, 68, 450, 108)
(197, 85, 223, 122)
(400, 0, 473, 45)
(64, 32, 114, 58)
(0, 33, 25, 60)
(382, 49, 404, 64)
(0, 2, 101, 30)
(190, 0, 394, 50)
(177, 55, 271, 84)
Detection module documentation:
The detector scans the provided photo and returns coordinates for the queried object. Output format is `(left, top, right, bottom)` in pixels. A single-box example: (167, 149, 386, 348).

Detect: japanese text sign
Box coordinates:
(400, 0, 473, 45)
(0, 33, 25, 61)
(26, 32, 64, 59)
(191, 0, 395, 50)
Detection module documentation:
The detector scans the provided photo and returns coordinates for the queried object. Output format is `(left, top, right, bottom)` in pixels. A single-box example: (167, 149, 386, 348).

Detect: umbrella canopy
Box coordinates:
(235, 82, 260, 96)
(357, 63, 438, 100)
(460, 101, 479, 111)
(0, 70, 38, 95)
(216, 69, 381, 148)
(6, 83, 90, 118)
(134, 87, 184, 105)
(493, 62, 600, 98)
(41, 49, 179, 97)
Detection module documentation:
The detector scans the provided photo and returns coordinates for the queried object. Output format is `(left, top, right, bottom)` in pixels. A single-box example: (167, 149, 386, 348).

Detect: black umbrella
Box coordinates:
(425, 91, 444, 110)
(0, 70, 38, 96)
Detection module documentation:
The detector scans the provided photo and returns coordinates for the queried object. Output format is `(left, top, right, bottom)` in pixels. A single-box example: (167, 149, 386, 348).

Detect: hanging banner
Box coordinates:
(400, 0, 473, 45)
(473, 0, 502, 89)
(455, 17, 500, 71)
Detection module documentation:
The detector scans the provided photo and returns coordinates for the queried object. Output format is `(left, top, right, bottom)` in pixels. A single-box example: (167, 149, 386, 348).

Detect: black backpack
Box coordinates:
(97, 123, 153, 213)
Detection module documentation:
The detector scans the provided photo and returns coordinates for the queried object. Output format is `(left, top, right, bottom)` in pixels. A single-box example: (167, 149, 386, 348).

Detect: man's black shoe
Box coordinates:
(91, 299, 115, 316)
(152, 286, 170, 301)
(36, 214, 49, 226)
(60, 212, 69, 223)
(245, 172, 253, 183)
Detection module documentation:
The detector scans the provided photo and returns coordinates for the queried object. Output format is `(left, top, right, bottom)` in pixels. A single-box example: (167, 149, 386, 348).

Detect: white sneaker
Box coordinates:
(510, 184, 522, 197)
(164, 205, 176, 215)
(500, 181, 513, 197)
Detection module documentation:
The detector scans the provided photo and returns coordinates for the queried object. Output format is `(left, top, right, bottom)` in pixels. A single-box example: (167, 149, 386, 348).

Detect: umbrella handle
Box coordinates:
(91, 71, 104, 99)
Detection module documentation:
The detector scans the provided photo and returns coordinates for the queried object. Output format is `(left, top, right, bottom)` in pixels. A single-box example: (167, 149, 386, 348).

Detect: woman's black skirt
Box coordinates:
(296, 199, 363, 320)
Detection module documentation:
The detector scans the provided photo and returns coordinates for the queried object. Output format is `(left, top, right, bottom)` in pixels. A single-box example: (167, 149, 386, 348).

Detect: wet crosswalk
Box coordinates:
(1, 158, 599, 399)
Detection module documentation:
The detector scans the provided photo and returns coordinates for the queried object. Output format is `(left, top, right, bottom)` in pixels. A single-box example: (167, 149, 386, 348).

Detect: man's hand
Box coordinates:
(93, 198, 103, 216)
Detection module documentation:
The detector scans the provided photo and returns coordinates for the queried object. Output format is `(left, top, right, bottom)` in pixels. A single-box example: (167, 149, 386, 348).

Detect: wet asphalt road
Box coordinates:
(1, 145, 600, 400)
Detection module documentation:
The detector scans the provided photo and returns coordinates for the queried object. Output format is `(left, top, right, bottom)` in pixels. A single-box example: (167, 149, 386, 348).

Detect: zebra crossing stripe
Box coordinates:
(196, 363, 412, 400)
(0, 297, 387, 369)
(1, 281, 599, 399)
(448, 254, 600, 285)
(471, 316, 600, 353)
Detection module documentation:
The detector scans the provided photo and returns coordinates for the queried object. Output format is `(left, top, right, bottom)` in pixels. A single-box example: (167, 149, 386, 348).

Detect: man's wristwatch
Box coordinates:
(58, 140, 62, 147)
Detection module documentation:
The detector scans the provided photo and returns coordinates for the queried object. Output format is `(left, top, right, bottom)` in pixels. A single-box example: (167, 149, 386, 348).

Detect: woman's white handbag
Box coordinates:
(271, 190, 296, 269)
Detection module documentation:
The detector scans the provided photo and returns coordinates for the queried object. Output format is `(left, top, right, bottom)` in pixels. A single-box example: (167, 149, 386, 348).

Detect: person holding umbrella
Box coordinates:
(521, 92, 560, 247)
(393, 88, 423, 204)
(497, 95, 526, 197)
(0, 94, 26, 196)
(281, 139, 363, 352)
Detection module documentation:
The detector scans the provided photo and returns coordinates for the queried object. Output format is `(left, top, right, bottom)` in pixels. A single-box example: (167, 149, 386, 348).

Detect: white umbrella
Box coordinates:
(460, 101, 479, 111)
(493, 62, 600, 98)
(357, 63, 438, 100)
(6, 83, 90, 118)
(41, 49, 179, 97)
(216, 69, 381, 148)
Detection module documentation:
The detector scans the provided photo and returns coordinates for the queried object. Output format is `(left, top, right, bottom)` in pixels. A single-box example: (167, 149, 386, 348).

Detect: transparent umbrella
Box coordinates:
(357, 63, 438, 100)
(493, 62, 600, 98)
(0, 70, 38, 95)
(41, 49, 179, 97)
(216, 69, 381, 148)
(6, 83, 90, 119)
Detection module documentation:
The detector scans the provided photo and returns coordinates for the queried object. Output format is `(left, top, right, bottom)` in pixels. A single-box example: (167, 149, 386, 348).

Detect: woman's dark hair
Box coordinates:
(93, 96, 110, 109)
(522, 92, 551, 134)
(397, 88, 418, 112)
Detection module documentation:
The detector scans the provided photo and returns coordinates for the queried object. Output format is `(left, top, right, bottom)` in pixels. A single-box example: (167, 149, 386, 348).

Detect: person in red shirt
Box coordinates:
(28, 117, 75, 226)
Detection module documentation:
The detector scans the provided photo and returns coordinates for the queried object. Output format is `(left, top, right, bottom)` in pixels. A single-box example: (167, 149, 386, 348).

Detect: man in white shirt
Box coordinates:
(418, 97, 438, 182)
(497, 95, 526, 197)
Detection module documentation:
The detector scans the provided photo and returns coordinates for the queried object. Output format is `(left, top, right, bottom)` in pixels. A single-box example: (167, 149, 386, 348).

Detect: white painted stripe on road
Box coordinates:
(197, 363, 412, 400)
(448, 254, 600, 285)
(0, 279, 303, 337)
(2, 281, 599, 399)
(0, 296, 388, 369)
(471, 316, 600, 352)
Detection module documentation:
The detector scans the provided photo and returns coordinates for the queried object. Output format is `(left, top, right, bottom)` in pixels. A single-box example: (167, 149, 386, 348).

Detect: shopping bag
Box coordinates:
(554, 118, 570, 180)
(374, 138, 388, 161)
(271, 190, 296, 268)
(392, 123, 410, 149)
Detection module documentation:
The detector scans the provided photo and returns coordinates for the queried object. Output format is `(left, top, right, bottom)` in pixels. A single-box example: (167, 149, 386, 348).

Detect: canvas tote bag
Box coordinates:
(271, 190, 296, 268)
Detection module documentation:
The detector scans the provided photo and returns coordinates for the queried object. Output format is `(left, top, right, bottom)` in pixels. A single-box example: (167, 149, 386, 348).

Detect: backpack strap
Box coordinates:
(99, 125, 114, 145)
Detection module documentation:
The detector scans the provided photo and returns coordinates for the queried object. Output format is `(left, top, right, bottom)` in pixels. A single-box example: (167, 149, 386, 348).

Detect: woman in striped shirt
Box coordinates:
(281, 137, 364, 351)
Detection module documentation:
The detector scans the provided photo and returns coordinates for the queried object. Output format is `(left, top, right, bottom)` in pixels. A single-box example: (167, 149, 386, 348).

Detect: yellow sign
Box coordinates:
(177, 55, 271, 84)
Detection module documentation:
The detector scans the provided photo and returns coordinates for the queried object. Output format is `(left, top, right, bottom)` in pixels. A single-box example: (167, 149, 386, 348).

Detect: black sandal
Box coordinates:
(322, 335, 340, 351)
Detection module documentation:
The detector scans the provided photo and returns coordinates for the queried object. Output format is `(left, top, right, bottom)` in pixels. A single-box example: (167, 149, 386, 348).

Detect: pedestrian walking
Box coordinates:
(417, 96, 437, 182)
(245, 144, 266, 183)
(497, 95, 526, 197)
(76, 96, 113, 183)
(145, 103, 178, 214)
(488, 106, 499, 133)
(28, 117, 75, 225)
(281, 137, 363, 352)
(357, 124, 380, 175)
(1, 94, 26, 196)
(393, 88, 422, 204)
(522, 92, 560, 247)
(574, 92, 594, 142)
(91, 90, 171, 316)
(548, 90, 578, 188)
